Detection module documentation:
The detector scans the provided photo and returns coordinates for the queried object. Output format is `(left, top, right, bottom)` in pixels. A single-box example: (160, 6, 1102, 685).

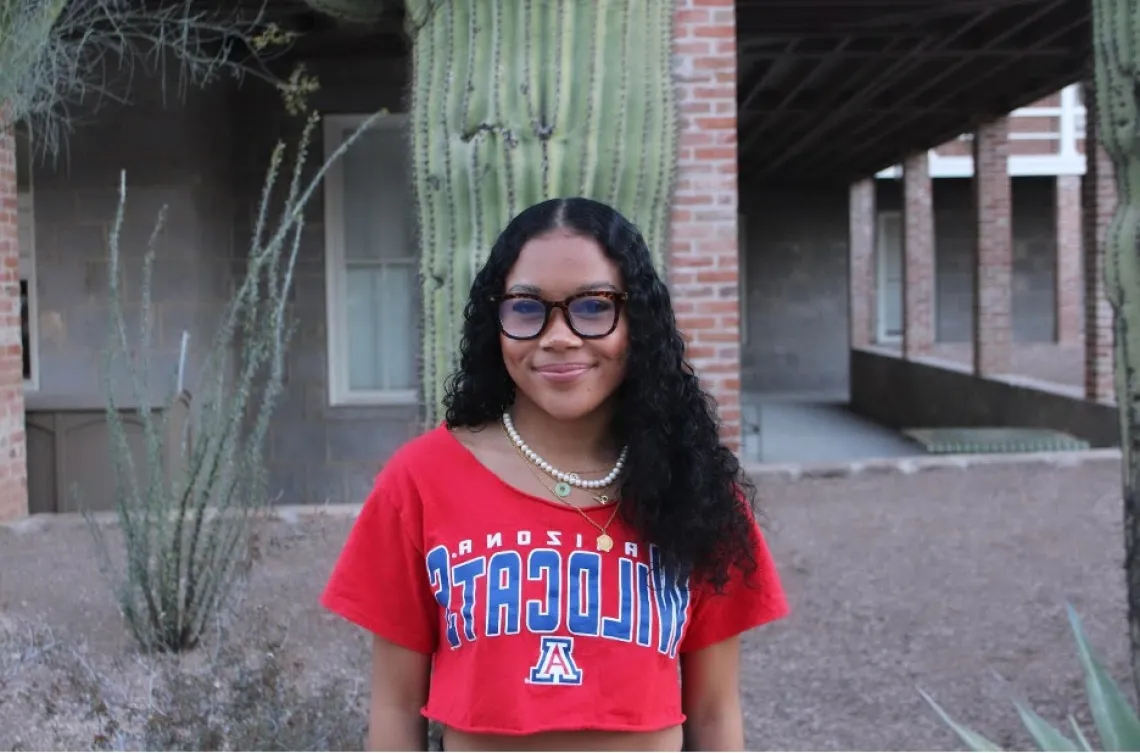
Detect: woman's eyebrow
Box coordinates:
(505, 281, 619, 295)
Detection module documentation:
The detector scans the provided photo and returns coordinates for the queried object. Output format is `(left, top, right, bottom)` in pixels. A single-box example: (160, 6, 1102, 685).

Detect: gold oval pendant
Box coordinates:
(596, 533, 614, 552)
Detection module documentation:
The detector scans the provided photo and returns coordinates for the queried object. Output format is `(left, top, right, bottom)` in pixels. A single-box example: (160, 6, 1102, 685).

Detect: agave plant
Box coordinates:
(921, 604, 1140, 751)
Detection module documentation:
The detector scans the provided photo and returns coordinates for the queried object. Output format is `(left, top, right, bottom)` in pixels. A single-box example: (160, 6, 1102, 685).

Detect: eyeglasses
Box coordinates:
(492, 290, 628, 341)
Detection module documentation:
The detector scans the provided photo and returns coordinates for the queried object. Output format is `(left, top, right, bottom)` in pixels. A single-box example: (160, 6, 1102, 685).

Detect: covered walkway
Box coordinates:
(734, 0, 1116, 454)
(742, 392, 923, 464)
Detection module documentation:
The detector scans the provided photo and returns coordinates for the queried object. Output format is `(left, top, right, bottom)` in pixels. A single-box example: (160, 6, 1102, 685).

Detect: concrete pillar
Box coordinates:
(0, 123, 28, 522)
(902, 151, 935, 359)
(1081, 79, 1116, 404)
(972, 117, 1013, 376)
(849, 178, 876, 349)
(1055, 175, 1083, 345)
(669, 0, 742, 450)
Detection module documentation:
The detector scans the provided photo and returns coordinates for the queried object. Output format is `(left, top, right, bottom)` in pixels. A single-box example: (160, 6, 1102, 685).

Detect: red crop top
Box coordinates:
(320, 425, 790, 736)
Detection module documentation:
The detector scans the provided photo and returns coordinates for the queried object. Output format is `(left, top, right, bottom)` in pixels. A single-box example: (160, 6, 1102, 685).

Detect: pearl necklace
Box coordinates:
(501, 412, 627, 498)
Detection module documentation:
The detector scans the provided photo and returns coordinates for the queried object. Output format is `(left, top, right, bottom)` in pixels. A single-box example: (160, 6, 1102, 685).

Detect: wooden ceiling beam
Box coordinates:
(751, 9, 998, 176)
(799, 1, 1086, 179)
(739, 36, 909, 158)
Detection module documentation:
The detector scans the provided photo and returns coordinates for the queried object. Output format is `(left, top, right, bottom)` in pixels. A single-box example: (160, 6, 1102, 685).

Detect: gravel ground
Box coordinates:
(745, 457, 1130, 751)
(0, 457, 1133, 751)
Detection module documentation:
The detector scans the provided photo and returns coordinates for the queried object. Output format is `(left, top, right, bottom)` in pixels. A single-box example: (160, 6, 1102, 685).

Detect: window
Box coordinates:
(323, 114, 417, 406)
(15, 130, 38, 391)
(875, 211, 903, 344)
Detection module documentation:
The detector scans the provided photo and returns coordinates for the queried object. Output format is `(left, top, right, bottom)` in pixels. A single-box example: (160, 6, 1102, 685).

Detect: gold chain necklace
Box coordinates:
(505, 426, 621, 553)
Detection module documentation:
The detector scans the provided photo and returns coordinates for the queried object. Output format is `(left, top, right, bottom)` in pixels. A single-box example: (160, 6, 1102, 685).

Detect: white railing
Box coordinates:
(876, 83, 1086, 179)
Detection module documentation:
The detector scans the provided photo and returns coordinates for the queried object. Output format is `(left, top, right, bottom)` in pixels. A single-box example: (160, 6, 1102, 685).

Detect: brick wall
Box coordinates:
(972, 117, 1013, 376)
(1055, 174, 1082, 345)
(670, 0, 741, 451)
(902, 151, 935, 358)
(0, 126, 27, 522)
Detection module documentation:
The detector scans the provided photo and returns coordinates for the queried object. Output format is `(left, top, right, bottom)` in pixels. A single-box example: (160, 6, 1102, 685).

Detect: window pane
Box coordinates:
(345, 263, 416, 392)
(378, 262, 415, 390)
(342, 127, 410, 262)
(346, 267, 381, 391)
(878, 215, 903, 337)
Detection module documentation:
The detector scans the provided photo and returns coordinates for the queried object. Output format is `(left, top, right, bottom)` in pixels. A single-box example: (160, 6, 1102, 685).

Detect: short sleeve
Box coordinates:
(319, 467, 440, 655)
(679, 509, 789, 654)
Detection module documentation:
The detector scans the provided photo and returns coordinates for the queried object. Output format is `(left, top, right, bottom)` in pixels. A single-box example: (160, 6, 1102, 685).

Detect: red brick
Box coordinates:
(972, 117, 1013, 377)
(0, 124, 27, 522)
(903, 152, 935, 358)
(670, 0, 741, 452)
(675, 9, 711, 23)
(694, 25, 734, 38)
(1056, 174, 1082, 345)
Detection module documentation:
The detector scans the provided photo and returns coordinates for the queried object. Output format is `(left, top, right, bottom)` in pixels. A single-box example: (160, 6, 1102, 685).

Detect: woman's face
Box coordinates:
(499, 229, 629, 422)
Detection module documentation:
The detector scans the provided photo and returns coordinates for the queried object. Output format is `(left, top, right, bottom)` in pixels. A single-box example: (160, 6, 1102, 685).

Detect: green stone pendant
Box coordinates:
(554, 481, 572, 498)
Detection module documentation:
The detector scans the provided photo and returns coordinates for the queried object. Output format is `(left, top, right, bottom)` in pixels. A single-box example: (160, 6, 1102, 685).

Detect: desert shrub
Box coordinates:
(77, 63, 379, 657)
(2, 0, 374, 657)
(127, 643, 368, 751)
(1, 609, 371, 752)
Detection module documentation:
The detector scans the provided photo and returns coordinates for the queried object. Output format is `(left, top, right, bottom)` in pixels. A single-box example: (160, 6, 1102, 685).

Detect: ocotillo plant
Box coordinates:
(1091, 0, 1140, 699)
(403, 0, 678, 425)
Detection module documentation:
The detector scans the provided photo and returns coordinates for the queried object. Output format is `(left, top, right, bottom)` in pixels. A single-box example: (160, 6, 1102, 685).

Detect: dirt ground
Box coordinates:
(0, 457, 1133, 751)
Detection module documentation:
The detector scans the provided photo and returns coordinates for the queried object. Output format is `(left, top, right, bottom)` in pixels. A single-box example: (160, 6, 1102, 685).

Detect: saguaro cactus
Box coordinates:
(404, 0, 678, 425)
(1092, 0, 1140, 698)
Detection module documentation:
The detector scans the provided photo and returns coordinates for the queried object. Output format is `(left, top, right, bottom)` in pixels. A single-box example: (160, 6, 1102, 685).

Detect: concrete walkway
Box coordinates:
(742, 394, 924, 465)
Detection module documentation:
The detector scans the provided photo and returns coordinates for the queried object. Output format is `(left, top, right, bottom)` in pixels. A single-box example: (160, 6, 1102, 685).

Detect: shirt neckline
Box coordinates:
(436, 422, 621, 515)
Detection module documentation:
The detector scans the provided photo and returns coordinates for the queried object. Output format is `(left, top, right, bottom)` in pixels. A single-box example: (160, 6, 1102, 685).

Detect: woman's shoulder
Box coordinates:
(367, 423, 493, 523)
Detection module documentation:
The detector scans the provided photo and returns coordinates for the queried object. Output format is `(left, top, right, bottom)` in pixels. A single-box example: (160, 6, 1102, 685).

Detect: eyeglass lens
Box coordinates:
(499, 295, 618, 338)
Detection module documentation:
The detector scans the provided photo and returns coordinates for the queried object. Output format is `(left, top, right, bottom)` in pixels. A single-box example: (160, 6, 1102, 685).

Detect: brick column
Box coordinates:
(972, 117, 1013, 376)
(0, 124, 28, 522)
(1055, 175, 1083, 345)
(902, 152, 935, 358)
(1081, 79, 1116, 404)
(670, 0, 741, 451)
(849, 178, 876, 349)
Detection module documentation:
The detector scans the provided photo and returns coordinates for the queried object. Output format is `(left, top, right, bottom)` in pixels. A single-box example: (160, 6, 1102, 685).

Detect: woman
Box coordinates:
(321, 197, 789, 752)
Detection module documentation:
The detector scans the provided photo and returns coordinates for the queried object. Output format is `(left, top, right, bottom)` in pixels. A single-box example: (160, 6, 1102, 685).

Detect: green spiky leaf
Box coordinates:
(1069, 716, 1094, 751)
(1012, 700, 1079, 751)
(1066, 604, 1140, 751)
(918, 688, 1003, 752)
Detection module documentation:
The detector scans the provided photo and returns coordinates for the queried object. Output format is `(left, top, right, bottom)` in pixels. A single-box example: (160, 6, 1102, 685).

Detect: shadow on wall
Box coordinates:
(848, 349, 1118, 450)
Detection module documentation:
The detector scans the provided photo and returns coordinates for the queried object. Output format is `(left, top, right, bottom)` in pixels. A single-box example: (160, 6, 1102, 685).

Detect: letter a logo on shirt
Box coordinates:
(528, 636, 583, 686)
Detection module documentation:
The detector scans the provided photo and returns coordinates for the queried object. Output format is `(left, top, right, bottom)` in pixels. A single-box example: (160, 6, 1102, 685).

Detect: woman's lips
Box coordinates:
(534, 363, 592, 382)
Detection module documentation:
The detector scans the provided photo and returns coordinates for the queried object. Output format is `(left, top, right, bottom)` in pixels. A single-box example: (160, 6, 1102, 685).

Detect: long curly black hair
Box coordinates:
(443, 197, 758, 592)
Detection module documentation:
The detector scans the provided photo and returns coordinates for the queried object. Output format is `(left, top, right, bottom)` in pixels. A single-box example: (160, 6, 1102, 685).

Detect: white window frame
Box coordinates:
(323, 112, 417, 407)
(875, 210, 903, 345)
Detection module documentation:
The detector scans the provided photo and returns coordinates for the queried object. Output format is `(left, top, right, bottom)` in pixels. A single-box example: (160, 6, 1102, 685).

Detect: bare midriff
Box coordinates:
(442, 724, 684, 752)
